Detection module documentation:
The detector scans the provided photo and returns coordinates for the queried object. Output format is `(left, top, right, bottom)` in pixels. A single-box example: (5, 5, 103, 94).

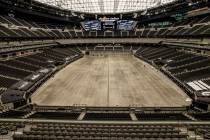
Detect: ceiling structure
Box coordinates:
(35, 0, 176, 14)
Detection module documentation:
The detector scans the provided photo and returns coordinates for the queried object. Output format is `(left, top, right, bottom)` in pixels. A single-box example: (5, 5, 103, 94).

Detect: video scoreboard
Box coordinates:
(82, 17, 136, 31)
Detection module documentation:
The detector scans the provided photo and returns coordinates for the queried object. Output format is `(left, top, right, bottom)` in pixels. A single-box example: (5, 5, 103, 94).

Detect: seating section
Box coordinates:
(0, 76, 19, 89)
(167, 56, 208, 74)
(0, 64, 32, 79)
(0, 47, 82, 87)
(204, 79, 210, 86)
(0, 119, 208, 140)
(0, 60, 40, 72)
(0, 110, 208, 140)
(0, 122, 25, 136)
(0, 47, 83, 104)
(13, 123, 188, 140)
(1, 14, 210, 40)
(135, 46, 210, 83)
(135, 45, 210, 102)
(187, 124, 210, 139)
(16, 56, 48, 67)
(137, 15, 210, 38)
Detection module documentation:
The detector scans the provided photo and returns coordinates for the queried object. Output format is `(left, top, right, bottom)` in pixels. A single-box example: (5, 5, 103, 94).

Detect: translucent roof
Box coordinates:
(36, 0, 175, 14)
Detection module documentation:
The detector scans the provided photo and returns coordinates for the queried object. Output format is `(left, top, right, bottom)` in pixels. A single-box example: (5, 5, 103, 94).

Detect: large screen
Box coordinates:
(82, 19, 136, 31)
(83, 20, 101, 31)
(117, 20, 136, 30)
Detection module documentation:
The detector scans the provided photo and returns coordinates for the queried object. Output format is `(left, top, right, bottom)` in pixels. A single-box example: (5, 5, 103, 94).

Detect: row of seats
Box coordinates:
(0, 25, 142, 39)
(144, 15, 210, 28)
(173, 15, 210, 27)
(0, 121, 25, 135)
(0, 60, 40, 72)
(139, 24, 210, 38)
(187, 124, 210, 139)
(0, 75, 18, 88)
(1, 26, 210, 39)
(0, 64, 31, 79)
(1, 14, 210, 40)
(13, 123, 188, 140)
(0, 15, 68, 30)
(139, 14, 210, 38)
(204, 79, 210, 86)
(0, 119, 207, 139)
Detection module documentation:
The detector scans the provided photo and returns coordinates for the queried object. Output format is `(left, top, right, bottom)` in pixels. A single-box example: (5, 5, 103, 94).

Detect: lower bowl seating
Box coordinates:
(13, 123, 189, 140)
(0, 47, 83, 104)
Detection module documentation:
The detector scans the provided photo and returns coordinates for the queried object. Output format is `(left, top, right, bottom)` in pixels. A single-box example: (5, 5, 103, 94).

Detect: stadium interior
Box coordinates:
(0, 0, 210, 139)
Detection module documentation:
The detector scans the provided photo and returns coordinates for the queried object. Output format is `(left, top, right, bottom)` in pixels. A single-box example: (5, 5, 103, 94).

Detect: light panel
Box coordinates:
(36, 0, 176, 14)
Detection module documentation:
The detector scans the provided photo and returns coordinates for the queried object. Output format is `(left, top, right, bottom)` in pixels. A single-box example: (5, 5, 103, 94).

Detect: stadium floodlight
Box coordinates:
(35, 0, 176, 14)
